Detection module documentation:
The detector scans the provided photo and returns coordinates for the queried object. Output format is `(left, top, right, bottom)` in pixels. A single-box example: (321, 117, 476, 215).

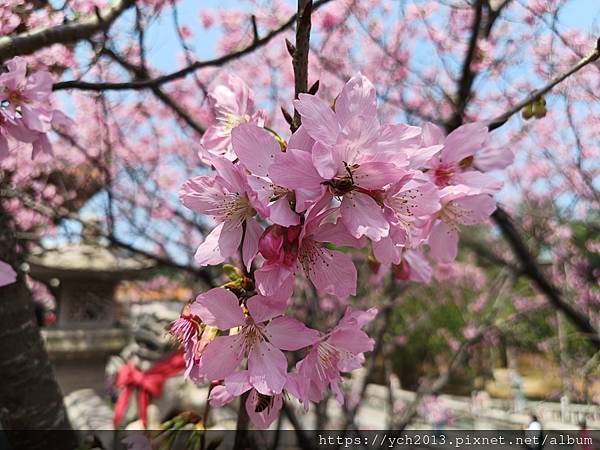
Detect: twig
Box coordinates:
(291, 0, 313, 131)
(0, 0, 135, 62)
(53, 0, 332, 92)
(492, 206, 600, 349)
(487, 38, 600, 131)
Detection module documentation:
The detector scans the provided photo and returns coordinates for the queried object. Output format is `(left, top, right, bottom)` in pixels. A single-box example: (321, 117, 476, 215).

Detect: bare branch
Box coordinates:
(291, 0, 313, 131)
(488, 38, 600, 131)
(492, 206, 600, 349)
(100, 47, 206, 134)
(446, 0, 484, 131)
(0, 0, 135, 63)
(53, 0, 332, 92)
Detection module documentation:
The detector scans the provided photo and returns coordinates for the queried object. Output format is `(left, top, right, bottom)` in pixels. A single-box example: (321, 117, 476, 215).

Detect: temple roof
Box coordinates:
(28, 243, 156, 281)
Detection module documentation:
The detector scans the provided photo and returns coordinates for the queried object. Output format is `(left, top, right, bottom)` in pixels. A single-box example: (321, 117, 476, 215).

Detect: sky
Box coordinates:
(140, 0, 600, 72)
(45, 0, 600, 254)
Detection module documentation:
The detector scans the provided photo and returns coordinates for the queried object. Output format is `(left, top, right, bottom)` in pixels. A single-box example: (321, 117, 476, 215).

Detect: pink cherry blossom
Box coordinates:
(289, 307, 377, 408)
(427, 186, 497, 263)
(255, 198, 362, 300)
(422, 122, 504, 193)
(179, 157, 268, 268)
(0, 260, 17, 287)
(0, 57, 53, 134)
(274, 74, 415, 241)
(192, 288, 319, 394)
(199, 74, 266, 163)
(231, 123, 299, 226)
(373, 174, 441, 264)
(209, 373, 287, 428)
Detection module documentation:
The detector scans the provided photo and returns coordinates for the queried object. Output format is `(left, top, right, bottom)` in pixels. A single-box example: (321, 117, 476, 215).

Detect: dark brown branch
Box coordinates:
(291, 0, 313, 131)
(100, 47, 206, 134)
(488, 38, 600, 131)
(492, 207, 600, 349)
(53, 0, 332, 92)
(446, 0, 484, 132)
(0, 0, 135, 63)
(446, 30, 600, 349)
(282, 403, 316, 450)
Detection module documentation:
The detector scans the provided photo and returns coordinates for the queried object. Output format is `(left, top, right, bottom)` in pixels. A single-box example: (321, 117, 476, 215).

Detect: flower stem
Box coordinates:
(233, 391, 251, 450)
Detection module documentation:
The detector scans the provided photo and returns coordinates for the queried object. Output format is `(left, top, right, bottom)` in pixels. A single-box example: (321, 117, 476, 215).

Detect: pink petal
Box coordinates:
(474, 144, 514, 171)
(403, 249, 432, 283)
(255, 263, 295, 297)
(208, 385, 236, 407)
(246, 390, 283, 428)
(441, 123, 488, 164)
(247, 293, 288, 323)
(288, 125, 314, 151)
(311, 221, 365, 248)
(353, 161, 404, 189)
(294, 94, 339, 146)
(406, 144, 443, 169)
(377, 123, 421, 152)
(421, 122, 445, 146)
(336, 74, 377, 128)
(200, 335, 244, 381)
(372, 235, 402, 265)
(451, 194, 497, 225)
(328, 328, 374, 355)
(304, 246, 357, 299)
(0, 260, 17, 287)
(453, 170, 502, 194)
(242, 217, 263, 270)
(340, 192, 389, 241)
(224, 370, 252, 396)
(232, 124, 279, 177)
(268, 196, 300, 226)
(386, 178, 441, 219)
(194, 222, 242, 266)
(338, 306, 378, 328)
(312, 141, 340, 179)
(264, 317, 320, 351)
(248, 341, 288, 395)
(270, 148, 323, 188)
(179, 176, 224, 215)
(191, 287, 244, 330)
(428, 220, 459, 263)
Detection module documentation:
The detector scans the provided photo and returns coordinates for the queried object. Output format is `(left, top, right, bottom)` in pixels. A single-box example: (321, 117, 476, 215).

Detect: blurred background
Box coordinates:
(0, 0, 598, 437)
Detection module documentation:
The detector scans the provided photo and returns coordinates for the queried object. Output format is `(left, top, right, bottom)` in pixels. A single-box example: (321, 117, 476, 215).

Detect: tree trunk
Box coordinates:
(0, 201, 78, 450)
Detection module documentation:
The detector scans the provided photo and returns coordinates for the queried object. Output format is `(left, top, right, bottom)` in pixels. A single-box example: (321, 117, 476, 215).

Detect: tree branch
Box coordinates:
(487, 38, 600, 131)
(446, 31, 600, 349)
(100, 47, 206, 134)
(291, 0, 313, 131)
(0, 0, 135, 63)
(446, 0, 484, 132)
(492, 206, 600, 349)
(53, 0, 332, 92)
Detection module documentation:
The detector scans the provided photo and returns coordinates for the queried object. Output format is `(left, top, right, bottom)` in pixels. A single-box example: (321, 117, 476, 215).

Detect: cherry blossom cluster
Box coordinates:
(170, 73, 512, 427)
(0, 57, 70, 160)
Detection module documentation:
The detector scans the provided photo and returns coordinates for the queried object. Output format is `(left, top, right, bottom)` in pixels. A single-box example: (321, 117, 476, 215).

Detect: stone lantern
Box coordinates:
(27, 242, 155, 394)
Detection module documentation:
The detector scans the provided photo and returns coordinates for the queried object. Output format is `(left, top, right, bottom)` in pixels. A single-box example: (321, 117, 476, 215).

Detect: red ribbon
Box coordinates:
(113, 352, 185, 428)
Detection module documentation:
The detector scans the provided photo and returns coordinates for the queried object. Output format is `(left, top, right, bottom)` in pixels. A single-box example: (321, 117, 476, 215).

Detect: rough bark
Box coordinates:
(0, 201, 78, 450)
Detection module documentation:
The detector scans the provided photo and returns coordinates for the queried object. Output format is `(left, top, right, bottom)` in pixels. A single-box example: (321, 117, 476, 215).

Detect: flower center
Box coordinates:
(316, 341, 339, 381)
(216, 113, 250, 136)
(221, 193, 256, 222)
(241, 321, 265, 353)
(439, 200, 468, 227)
(7, 90, 24, 105)
(324, 161, 359, 196)
(434, 165, 454, 187)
